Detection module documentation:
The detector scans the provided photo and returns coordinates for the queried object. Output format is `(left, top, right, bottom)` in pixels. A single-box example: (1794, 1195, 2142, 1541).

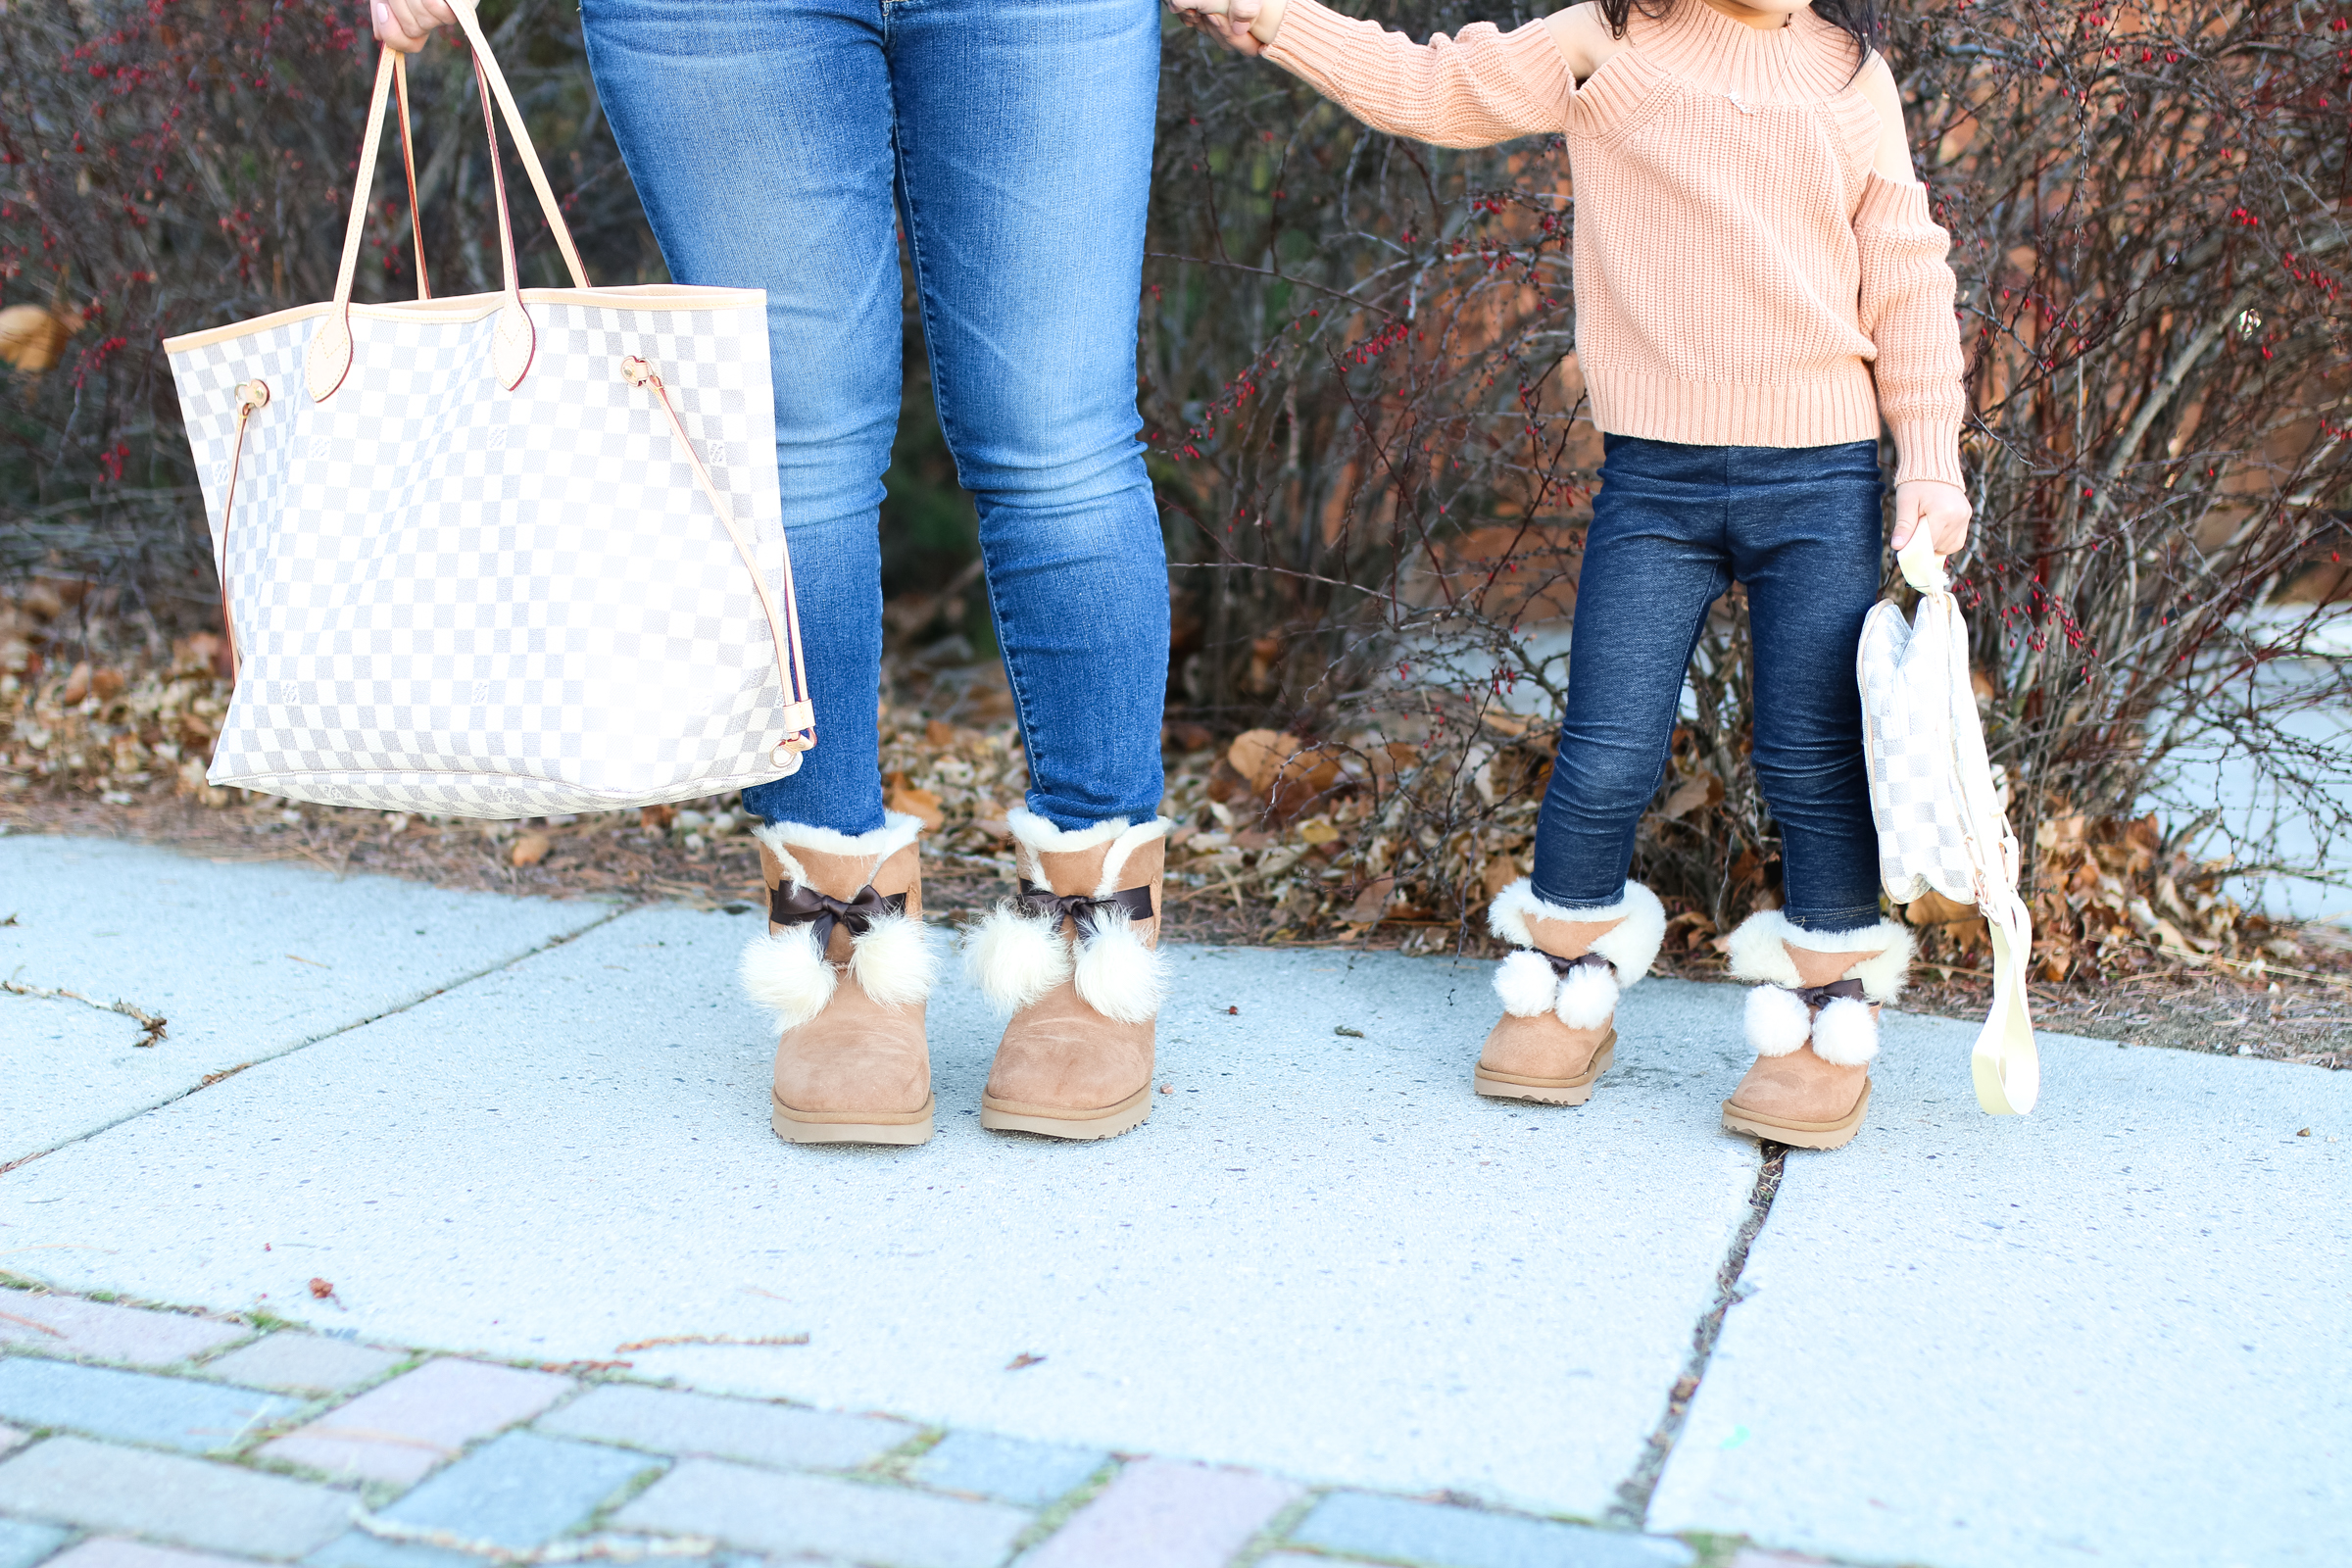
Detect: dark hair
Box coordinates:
(1596, 0, 1882, 72)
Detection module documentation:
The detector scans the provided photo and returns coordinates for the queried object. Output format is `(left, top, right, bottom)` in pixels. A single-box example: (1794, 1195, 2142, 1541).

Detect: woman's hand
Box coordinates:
(1890, 480, 1971, 557)
(373, 0, 460, 55)
(1167, 0, 1272, 56)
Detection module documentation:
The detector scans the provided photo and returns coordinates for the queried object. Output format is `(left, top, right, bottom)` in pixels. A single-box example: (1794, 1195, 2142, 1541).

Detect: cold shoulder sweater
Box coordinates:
(1258, 0, 1969, 487)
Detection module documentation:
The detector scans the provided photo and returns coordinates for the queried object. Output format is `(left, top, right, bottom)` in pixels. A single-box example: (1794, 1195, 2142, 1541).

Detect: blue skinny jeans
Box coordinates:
(582, 0, 1170, 836)
(1531, 435, 1885, 934)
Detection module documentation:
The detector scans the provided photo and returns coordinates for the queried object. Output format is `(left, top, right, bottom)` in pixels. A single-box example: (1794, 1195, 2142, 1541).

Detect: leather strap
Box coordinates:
(312, 2, 591, 400)
(624, 357, 815, 750)
(393, 53, 429, 301)
(769, 883, 906, 951)
(214, 378, 271, 681)
(1016, 880, 1155, 938)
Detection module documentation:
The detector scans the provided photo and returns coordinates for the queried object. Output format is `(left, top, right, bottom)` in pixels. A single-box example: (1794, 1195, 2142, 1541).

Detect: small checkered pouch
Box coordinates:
(164, 6, 812, 819)
(1858, 533, 2039, 1113)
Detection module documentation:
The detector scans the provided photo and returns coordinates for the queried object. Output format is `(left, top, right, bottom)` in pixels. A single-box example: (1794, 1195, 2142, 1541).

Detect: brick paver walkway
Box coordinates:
(0, 1285, 1813, 1568)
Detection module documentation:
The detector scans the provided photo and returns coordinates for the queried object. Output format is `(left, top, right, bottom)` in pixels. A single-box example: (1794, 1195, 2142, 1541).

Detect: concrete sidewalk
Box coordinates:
(1, 834, 2345, 1568)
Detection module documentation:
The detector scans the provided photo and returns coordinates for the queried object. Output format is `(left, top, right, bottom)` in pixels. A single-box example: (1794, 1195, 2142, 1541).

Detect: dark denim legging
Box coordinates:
(1531, 435, 1884, 934)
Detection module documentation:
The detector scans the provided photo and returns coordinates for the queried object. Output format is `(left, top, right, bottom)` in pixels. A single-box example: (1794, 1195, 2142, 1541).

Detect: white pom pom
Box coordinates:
(1072, 908, 1166, 1025)
(1809, 995, 1881, 1066)
(1493, 950, 1560, 1017)
(965, 904, 1070, 1012)
(1554, 962, 1621, 1030)
(848, 911, 934, 1008)
(739, 923, 837, 1032)
(1744, 985, 1813, 1057)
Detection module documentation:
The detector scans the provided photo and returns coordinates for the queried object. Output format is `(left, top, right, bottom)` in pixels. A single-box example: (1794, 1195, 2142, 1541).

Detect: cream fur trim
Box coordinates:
(1810, 996, 1881, 1065)
(964, 903, 1072, 1013)
(847, 910, 935, 1008)
(739, 923, 837, 1032)
(1555, 964, 1620, 1030)
(1095, 817, 1173, 899)
(1486, 879, 1665, 990)
(1744, 984, 1814, 1057)
(1493, 949, 1559, 1017)
(751, 811, 925, 890)
(1071, 907, 1166, 1024)
(1004, 808, 1171, 901)
(1724, 909, 1914, 1004)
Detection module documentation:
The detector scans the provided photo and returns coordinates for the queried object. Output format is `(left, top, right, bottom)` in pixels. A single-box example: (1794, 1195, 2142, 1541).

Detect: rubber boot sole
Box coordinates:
(771, 1092, 935, 1147)
(1721, 1078, 1870, 1151)
(979, 1082, 1152, 1141)
(1474, 1033, 1615, 1105)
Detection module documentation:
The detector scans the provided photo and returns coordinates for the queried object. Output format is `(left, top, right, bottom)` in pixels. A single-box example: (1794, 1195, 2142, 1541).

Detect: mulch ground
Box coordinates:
(7, 785, 2344, 1070)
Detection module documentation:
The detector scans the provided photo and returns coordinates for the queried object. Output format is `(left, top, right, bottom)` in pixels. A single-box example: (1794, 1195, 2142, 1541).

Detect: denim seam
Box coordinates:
(1783, 905, 1887, 934)
(889, 88, 1054, 810)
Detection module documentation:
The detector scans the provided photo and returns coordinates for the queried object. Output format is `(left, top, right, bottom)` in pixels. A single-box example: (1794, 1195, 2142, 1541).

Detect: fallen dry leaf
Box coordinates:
(308, 1278, 335, 1298)
(60, 662, 91, 706)
(511, 833, 553, 867)
(886, 784, 945, 833)
(1005, 1351, 1045, 1370)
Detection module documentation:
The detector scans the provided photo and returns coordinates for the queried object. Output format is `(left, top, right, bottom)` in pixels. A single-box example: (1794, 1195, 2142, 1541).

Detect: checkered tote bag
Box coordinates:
(164, 13, 812, 818)
(1858, 534, 2039, 1113)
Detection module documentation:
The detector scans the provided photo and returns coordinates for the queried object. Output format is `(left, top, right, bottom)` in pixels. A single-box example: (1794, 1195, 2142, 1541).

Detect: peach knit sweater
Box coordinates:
(1261, 0, 1969, 487)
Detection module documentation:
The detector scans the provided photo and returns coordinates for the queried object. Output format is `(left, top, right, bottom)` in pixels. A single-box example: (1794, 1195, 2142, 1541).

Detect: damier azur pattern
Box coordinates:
(1858, 586, 2013, 907)
(167, 288, 805, 817)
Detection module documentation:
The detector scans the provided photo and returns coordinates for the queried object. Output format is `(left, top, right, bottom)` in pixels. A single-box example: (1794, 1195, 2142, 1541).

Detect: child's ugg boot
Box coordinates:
(966, 808, 1170, 1141)
(1478, 879, 1667, 1104)
(740, 812, 936, 1146)
(1721, 908, 1914, 1150)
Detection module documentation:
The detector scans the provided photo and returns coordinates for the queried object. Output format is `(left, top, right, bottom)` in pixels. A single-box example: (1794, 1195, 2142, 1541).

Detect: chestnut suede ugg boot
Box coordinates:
(1479, 879, 1667, 1103)
(965, 808, 1171, 1141)
(740, 812, 936, 1146)
(1721, 909, 1915, 1150)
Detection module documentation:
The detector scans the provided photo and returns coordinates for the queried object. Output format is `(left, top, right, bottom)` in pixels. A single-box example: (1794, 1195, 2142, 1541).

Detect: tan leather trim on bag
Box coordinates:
(624, 355, 817, 750)
(164, 288, 763, 355)
(309, 0, 593, 402)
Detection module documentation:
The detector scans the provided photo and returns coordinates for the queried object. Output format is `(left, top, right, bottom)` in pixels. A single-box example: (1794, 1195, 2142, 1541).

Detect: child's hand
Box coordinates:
(1167, 0, 1273, 55)
(1889, 481, 1971, 558)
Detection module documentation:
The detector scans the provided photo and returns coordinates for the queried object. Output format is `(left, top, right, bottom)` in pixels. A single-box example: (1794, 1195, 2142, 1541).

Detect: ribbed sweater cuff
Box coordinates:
(1888, 417, 1966, 489)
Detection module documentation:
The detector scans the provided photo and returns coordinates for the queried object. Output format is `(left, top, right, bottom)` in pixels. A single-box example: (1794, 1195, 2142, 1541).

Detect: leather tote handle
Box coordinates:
(309, 3, 590, 402)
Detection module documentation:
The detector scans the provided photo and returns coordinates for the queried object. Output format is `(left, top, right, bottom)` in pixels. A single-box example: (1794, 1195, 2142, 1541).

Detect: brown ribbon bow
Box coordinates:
(1791, 978, 1868, 1010)
(767, 882, 906, 950)
(1538, 951, 1616, 981)
(1016, 879, 1154, 939)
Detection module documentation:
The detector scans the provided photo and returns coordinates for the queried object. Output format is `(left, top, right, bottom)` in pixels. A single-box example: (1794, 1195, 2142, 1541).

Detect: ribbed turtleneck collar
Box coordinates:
(1625, 0, 1863, 103)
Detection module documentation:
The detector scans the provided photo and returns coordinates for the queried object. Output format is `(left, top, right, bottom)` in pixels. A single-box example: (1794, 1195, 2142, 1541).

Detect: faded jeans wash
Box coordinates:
(583, 0, 1169, 836)
(1531, 435, 1886, 933)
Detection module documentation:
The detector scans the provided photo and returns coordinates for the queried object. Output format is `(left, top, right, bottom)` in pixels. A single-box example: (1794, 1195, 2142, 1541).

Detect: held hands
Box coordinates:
(1889, 481, 1971, 559)
(372, 0, 459, 54)
(1166, 0, 1277, 55)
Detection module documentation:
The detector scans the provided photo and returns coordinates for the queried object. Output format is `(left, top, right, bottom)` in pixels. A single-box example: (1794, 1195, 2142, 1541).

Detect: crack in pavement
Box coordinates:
(0, 906, 627, 1178)
(1604, 1143, 1788, 1530)
(2, 974, 169, 1044)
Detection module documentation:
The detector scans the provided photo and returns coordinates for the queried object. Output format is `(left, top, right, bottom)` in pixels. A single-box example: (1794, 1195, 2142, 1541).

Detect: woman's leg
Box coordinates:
(583, 0, 900, 837)
(885, 0, 1170, 1138)
(586, 0, 939, 1148)
(885, 0, 1169, 831)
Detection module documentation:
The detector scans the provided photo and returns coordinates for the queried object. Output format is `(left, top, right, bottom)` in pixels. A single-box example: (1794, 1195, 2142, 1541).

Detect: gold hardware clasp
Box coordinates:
(233, 378, 270, 416)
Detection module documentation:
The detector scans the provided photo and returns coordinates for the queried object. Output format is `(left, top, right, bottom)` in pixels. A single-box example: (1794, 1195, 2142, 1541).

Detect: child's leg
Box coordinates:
(1718, 439, 1915, 1151)
(1478, 436, 1723, 1104)
(1529, 436, 1736, 907)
